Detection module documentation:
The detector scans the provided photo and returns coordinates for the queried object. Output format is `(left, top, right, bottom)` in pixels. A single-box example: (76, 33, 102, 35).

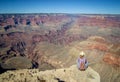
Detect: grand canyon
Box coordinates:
(0, 14, 120, 82)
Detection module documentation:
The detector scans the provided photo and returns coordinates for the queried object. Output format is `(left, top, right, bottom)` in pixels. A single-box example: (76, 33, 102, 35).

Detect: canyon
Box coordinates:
(0, 14, 120, 82)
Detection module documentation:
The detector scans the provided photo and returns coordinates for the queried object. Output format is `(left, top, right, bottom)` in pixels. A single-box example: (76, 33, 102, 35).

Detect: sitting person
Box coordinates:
(77, 51, 88, 71)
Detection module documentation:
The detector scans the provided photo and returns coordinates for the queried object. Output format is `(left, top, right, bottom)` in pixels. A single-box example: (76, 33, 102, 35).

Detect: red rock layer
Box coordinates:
(103, 53, 120, 67)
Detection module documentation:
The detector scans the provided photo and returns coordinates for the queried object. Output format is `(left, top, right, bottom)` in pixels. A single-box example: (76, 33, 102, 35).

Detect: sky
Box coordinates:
(0, 0, 120, 14)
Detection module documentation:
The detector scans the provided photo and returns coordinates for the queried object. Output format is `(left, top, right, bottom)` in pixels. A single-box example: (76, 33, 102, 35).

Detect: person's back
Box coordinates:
(77, 51, 88, 71)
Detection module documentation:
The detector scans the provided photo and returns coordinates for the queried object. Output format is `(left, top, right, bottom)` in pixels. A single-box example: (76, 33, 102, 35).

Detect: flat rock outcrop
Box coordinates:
(0, 65, 100, 82)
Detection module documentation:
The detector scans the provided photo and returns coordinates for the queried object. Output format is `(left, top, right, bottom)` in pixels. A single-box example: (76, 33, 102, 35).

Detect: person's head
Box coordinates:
(79, 51, 85, 58)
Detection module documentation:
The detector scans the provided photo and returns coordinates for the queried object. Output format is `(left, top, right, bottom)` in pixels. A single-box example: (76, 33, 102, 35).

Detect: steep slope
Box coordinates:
(90, 61, 120, 82)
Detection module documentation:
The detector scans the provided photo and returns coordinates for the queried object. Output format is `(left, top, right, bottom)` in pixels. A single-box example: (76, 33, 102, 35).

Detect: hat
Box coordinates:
(79, 51, 85, 56)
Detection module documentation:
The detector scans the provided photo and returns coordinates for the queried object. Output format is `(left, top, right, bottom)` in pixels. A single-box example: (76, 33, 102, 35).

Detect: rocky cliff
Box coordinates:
(0, 65, 100, 82)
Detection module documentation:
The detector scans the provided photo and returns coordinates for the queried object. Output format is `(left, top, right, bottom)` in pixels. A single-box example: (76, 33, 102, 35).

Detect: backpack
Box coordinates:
(78, 58, 87, 70)
(80, 61, 85, 70)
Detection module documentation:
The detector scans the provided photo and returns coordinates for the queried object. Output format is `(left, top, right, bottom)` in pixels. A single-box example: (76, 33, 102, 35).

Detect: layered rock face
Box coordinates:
(0, 14, 120, 82)
(0, 65, 100, 82)
(0, 14, 120, 27)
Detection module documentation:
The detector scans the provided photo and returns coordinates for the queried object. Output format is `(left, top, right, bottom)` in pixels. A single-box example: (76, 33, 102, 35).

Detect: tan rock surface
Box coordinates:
(0, 65, 100, 82)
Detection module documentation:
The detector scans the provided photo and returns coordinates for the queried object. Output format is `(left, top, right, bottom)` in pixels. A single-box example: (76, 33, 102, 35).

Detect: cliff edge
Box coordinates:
(0, 65, 100, 82)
